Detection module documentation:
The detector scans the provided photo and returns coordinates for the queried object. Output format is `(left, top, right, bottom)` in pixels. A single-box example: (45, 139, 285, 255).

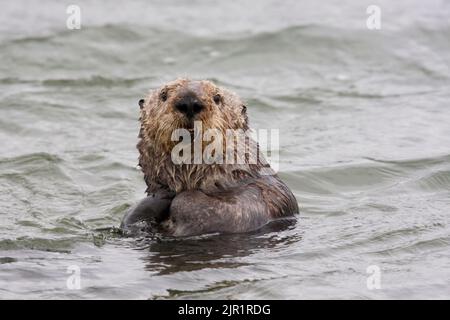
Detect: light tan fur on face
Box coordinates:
(137, 78, 269, 194)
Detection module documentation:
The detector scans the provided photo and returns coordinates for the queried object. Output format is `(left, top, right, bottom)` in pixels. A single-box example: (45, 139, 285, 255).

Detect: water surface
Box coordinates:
(0, 0, 449, 299)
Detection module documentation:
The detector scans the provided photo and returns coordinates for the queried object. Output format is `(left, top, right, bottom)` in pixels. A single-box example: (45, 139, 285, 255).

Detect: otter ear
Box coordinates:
(138, 99, 145, 109)
(241, 104, 249, 127)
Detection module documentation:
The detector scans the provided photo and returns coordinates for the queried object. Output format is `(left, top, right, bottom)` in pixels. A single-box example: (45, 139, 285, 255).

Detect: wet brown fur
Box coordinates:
(123, 78, 298, 236)
(138, 78, 266, 193)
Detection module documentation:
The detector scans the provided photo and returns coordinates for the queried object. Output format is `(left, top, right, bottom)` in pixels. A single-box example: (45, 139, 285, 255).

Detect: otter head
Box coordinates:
(139, 78, 248, 154)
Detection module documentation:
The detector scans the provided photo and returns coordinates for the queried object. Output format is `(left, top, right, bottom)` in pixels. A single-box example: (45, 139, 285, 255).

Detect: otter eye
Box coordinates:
(242, 105, 247, 114)
(213, 94, 221, 104)
(160, 90, 168, 102)
(138, 99, 145, 109)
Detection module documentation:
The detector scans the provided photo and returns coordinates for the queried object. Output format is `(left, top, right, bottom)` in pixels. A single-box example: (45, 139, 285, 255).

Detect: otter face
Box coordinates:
(140, 78, 249, 153)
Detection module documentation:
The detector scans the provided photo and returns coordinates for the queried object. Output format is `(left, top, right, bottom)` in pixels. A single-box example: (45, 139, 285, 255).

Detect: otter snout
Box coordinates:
(174, 91, 204, 119)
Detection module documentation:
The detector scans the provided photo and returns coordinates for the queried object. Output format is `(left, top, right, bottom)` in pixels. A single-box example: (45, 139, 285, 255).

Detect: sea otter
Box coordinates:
(121, 78, 298, 236)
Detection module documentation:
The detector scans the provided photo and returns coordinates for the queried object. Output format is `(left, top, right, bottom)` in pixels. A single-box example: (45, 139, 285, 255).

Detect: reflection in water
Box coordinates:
(138, 219, 301, 275)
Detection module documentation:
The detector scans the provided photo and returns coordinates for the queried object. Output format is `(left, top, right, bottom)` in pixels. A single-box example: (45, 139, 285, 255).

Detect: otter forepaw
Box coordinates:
(120, 191, 174, 235)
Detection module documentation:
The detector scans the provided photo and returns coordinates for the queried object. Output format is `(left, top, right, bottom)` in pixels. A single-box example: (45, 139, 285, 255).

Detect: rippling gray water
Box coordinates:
(1, 0, 450, 299)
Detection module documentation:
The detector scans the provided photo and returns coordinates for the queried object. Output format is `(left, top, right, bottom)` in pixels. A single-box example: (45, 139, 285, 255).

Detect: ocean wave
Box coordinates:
(0, 152, 63, 167)
(41, 75, 151, 88)
(1, 23, 448, 86)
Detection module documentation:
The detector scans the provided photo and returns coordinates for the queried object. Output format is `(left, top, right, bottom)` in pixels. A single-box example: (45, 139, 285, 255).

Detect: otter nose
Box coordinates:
(174, 94, 204, 118)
